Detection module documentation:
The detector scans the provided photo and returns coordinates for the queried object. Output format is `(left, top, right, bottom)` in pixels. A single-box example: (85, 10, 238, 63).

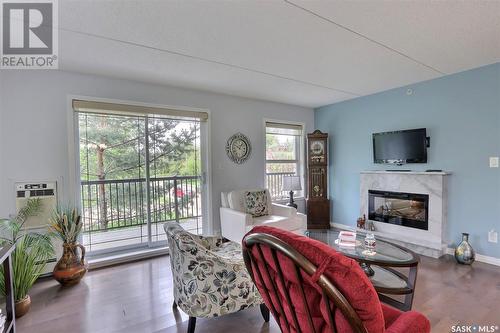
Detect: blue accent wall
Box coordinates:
(315, 63, 500, 258)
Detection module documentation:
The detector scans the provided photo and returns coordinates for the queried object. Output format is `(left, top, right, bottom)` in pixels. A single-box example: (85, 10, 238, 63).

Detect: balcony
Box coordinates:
(266, 172, 296, 201)
(80, 175, 202, 252)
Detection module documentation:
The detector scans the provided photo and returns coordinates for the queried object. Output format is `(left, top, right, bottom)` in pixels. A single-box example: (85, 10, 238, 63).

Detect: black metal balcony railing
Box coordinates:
(265, 172, 295, 200)
(80, 175, 202, 234)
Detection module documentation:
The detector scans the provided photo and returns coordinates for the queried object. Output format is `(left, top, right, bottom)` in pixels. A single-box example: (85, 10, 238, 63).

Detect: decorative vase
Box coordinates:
(53, 242, 88, 286)
(15, 295, 31, 318)
(454, 233, 475, 265)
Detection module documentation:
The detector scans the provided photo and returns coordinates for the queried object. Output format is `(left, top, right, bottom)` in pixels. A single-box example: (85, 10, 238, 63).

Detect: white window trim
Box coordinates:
(263, 118, 305, 201)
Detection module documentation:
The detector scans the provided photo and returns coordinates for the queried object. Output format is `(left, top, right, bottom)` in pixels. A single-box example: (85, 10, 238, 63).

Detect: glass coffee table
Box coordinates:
(307, 229, 419, 312)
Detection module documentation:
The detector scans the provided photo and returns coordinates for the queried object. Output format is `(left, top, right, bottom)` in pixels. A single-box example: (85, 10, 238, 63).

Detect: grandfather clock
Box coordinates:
(306, 130, 330, 229)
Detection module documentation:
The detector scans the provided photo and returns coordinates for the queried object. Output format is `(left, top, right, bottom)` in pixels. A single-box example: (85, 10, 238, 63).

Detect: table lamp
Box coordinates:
(282, 176, 301, 209)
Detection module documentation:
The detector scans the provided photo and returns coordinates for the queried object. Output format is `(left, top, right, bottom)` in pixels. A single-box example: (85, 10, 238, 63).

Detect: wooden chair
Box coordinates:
(242, 226, 431, 333)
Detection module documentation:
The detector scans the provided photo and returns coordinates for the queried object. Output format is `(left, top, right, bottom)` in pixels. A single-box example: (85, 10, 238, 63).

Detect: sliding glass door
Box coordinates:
(77, 110, 206, 253)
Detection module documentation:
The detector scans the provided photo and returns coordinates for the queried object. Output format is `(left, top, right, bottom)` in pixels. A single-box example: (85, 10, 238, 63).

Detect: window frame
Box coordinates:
(264, 119, 305, 202)
(67, 95, 213, 258)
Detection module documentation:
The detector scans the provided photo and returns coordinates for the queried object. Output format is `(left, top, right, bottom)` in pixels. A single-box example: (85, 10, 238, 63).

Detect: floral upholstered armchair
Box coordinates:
(164, 222, 268, 333)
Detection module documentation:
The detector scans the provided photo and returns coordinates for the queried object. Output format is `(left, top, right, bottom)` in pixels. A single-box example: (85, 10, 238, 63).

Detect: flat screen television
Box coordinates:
(373, 128, 428, 165)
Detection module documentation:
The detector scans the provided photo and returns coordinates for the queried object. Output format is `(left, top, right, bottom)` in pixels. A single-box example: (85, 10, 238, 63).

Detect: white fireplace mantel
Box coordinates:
(360, 171, 451, 176)
(360, 170, 450, 258)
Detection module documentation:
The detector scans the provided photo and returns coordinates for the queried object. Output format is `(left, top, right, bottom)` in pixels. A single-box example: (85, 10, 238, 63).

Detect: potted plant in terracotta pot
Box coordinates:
(0, 198, 54, 318)
(49, 207, 87, 286)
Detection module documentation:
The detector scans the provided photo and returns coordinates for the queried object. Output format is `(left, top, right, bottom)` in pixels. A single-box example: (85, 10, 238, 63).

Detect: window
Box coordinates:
(74, 100, 208, 254)
(265, 121, 304, 200)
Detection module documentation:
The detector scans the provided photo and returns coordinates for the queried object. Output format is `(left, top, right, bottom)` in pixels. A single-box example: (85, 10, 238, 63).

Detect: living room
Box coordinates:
(0, 1, 499, 333)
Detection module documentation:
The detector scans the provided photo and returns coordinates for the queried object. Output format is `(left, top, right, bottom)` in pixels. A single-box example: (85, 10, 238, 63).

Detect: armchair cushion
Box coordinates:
(244, 190, 269, 217)
(227, 189, 273, 214)
(271, 203, 296, 217)
(211, 241, 243, 261)
(253, 215, 303, 231)
(383, 304, 430, 333)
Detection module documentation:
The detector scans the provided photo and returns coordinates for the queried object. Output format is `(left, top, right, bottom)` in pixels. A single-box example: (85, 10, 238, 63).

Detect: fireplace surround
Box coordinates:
(360, 171, 450, 258)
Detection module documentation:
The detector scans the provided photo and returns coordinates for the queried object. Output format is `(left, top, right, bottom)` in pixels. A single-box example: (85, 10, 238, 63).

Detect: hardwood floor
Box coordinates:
(17, 254, 500, 333)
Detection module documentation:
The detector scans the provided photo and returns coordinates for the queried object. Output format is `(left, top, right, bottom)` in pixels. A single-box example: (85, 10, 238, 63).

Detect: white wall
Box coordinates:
(0, 77, 3, 211)
(0, 70, 313, 233)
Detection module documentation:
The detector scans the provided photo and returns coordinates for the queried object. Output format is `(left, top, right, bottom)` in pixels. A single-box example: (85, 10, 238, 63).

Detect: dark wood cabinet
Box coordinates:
(306, 130, 330, 229)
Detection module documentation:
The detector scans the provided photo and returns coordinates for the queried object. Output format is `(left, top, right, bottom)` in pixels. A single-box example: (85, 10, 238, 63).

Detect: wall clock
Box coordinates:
(226, 133, 251, 164)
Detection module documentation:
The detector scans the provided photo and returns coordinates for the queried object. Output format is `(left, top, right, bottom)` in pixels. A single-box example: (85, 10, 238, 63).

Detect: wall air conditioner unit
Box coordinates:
(15, 181, 62, 275)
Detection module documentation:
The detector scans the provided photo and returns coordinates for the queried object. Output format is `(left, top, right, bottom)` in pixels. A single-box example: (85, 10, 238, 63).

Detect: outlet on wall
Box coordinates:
(488, 230, 498, 243)
(489, 157, 499, 168)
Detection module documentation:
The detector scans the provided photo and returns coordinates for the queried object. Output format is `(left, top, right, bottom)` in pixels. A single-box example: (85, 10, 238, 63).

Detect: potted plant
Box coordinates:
(49, 206, 87, 286)
(0, 198, 54, 318)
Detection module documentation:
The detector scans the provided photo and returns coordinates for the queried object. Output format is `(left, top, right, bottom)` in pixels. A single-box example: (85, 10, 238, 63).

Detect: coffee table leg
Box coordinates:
(403, 265, 418, 310)
(360, 262, 375, 276)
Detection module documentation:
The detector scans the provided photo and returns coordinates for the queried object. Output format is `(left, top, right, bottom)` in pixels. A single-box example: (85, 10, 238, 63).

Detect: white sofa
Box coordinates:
(220, 189, 307, 243)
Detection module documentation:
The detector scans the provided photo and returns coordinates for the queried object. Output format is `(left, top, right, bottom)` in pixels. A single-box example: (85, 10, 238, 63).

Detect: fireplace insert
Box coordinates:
(368, 190, 429, 230)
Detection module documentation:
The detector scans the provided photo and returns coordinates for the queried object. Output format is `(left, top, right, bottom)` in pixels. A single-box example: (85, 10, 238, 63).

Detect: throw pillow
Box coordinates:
(244, 190, 269, 217)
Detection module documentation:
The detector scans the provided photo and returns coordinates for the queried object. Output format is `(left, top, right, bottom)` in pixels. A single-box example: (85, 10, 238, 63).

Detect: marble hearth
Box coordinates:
(360, 171, 450, 258)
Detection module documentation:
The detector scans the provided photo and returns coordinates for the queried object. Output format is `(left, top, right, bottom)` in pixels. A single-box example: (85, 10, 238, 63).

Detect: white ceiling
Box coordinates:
(58, 1, 500, 108)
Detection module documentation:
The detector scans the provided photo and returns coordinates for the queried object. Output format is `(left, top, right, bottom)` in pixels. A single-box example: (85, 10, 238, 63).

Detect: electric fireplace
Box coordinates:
(368, 190, 429, 230)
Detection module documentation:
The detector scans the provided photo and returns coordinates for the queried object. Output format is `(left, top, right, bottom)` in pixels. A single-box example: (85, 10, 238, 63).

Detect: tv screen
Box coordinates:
(373, 128, 428, 164)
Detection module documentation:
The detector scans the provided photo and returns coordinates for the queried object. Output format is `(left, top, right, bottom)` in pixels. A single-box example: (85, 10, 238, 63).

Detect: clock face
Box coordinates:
(310, 141, 324, 155)
(231, 139, 248, 158)
(226, 133, 251, 164)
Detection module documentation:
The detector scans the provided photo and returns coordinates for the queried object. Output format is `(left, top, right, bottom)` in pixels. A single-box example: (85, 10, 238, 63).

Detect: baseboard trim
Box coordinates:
(88, 246, 169, 270)
(445, 248, 500, 267)
(330, 222, 354, 230)
(331, 221, 500, 267)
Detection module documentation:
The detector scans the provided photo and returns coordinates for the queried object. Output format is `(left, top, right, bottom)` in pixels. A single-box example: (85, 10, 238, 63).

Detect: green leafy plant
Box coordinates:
(48, 206, 82, 244)
(0, 198, 54, 302)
